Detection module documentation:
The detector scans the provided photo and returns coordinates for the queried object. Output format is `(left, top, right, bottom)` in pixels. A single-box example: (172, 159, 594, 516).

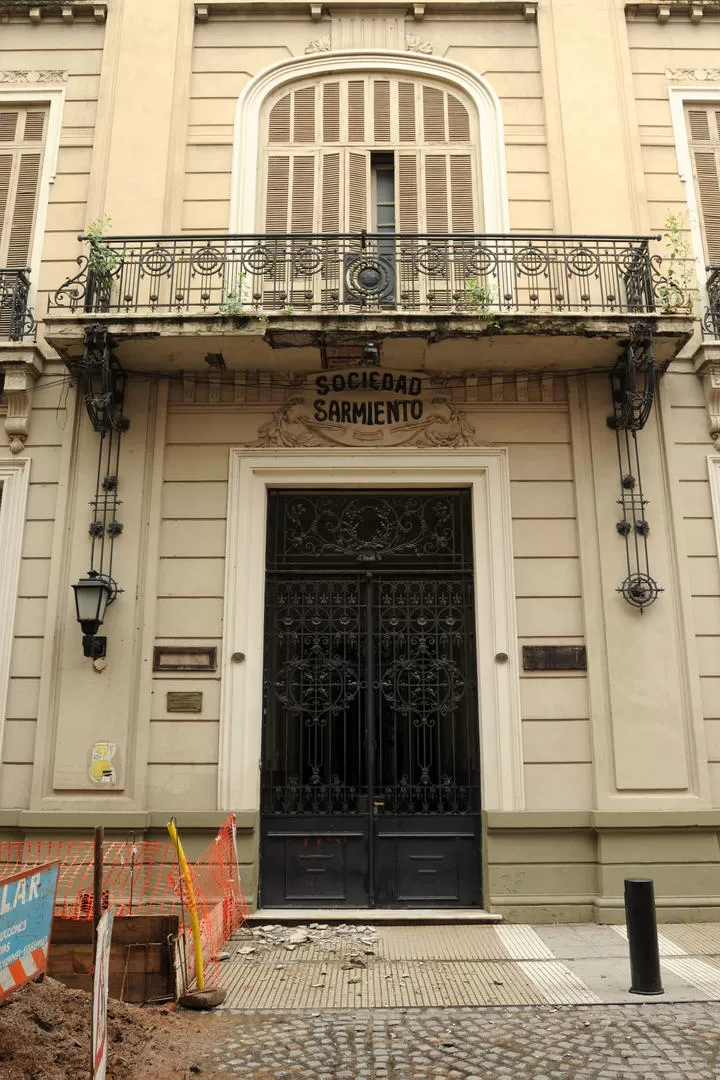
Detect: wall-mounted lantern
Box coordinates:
(72, 571, 117, 659)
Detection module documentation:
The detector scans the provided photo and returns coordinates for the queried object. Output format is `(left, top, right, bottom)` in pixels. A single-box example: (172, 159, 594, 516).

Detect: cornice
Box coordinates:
(195, 1, 537, 21)
(0, 2, 107, 23)
(626, 1, 720, 21)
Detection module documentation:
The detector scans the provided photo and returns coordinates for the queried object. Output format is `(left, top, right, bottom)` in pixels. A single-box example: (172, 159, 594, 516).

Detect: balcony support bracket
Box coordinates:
(70, 323, 128, 435)
(1, 359, 38, 454)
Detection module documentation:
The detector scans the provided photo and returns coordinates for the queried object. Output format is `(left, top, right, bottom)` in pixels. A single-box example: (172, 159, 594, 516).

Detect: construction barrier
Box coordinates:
(0, 814, 247, 990)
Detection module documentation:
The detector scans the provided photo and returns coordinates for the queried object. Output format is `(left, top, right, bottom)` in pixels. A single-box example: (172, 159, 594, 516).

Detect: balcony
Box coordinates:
(704, 266, 720, 339)
(0, 269, 35, 343)
(44, 233, 694, 372)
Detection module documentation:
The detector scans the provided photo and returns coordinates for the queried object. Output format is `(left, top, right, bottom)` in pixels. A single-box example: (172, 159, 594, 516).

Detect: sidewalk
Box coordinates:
(216, 922, 720, 1008)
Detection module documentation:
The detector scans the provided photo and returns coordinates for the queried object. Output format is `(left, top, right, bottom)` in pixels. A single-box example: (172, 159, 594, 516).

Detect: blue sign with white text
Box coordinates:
(0, 862, 59, 999)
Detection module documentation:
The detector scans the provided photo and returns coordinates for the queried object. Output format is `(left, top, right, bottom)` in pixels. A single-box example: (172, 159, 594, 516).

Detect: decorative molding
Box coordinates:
(1, 2, 107, 22)
(0, 70, 68, 84)
(666, 68, 720, 81)
(1, 364, 38, 454)
(0, 457, 31, 760)
(305, 36, 331, 53)
(230, 50, 510, 234)
(220, 449, 523, 814)
(703, 366, 720, 445)
(405, 34, 433, 54)
(248, 396, 478, 448)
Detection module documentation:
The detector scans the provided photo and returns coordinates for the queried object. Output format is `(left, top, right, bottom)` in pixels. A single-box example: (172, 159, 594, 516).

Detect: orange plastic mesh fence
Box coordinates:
(0, 814, 247, 989)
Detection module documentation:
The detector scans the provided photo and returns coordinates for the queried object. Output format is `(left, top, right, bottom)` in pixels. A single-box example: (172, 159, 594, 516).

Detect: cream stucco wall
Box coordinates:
(2, 0, 720, 919)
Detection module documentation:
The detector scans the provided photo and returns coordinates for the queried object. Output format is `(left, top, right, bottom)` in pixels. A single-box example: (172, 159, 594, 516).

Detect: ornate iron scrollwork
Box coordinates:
(607, 325, 662, 612)
(607, 323, 656, 433)
(71, 323, 128, 433)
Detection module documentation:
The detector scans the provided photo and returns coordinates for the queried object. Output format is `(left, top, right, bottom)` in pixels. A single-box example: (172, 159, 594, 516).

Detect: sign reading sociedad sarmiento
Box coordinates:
(0, 861, 59, 1000)
(313, 369, 424, 426)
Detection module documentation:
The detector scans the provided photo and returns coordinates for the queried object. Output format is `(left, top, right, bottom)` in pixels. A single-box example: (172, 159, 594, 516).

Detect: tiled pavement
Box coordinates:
(187, 925, 720, 1078)
(216, 922, 720, 1009)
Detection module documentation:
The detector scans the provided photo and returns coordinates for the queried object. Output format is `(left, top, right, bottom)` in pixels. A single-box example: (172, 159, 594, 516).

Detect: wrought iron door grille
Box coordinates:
(262, 490, 479, 819)
(266, 489, 473, 571)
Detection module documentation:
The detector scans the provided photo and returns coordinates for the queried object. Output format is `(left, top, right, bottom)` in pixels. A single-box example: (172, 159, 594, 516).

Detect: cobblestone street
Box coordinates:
(194, 1003, 720, 1079)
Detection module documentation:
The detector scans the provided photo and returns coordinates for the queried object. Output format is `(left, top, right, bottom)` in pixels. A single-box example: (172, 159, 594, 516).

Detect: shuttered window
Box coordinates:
(687, 105, 720, 264)
(0, 106, 48, 268)
(261, 75, 480, 234)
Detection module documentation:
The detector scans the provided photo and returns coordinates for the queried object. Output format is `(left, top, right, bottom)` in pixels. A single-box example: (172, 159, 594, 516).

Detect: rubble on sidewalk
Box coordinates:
(229, 922, 380, 958)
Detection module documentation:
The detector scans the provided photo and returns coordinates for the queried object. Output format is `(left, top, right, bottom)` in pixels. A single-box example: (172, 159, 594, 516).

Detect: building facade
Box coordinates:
(1, 0, 720, 919)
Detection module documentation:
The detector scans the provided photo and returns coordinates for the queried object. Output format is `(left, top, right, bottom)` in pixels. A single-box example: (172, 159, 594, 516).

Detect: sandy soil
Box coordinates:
(0, 976, 227, 1080)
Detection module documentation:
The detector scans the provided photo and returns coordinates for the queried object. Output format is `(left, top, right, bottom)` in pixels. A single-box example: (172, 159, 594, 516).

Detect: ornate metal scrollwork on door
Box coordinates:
(607, 324, 662, 611)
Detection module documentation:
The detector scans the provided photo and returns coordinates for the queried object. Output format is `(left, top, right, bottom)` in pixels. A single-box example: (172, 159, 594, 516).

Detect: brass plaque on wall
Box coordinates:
(166, 692, 203, 714)
(522, 645, 587, 671)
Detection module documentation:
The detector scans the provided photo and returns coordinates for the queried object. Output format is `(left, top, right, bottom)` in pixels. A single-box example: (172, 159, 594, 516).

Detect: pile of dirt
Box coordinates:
(0, 976, 202, 1080)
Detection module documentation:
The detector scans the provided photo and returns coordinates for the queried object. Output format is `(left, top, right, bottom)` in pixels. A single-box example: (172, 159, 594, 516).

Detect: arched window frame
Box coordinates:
(230, 50, 509, 234)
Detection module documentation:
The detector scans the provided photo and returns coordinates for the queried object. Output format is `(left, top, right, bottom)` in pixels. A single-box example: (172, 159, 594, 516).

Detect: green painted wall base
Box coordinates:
(486, 811, 720, 923)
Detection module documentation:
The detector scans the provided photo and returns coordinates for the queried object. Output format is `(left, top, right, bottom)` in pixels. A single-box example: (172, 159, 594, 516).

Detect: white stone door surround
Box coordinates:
(219, 448, 524, 815)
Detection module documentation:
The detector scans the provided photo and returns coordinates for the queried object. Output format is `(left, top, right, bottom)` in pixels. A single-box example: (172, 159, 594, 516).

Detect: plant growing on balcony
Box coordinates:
(654, 214, 699, 314)
(220, 273, 246, 315)
(464, 277, 497, 317)
(85, 217, 122, 310)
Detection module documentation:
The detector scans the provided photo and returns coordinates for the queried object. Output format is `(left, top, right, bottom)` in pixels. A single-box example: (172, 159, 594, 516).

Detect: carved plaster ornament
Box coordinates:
(0, 70, 68, 83)
(666, 68, 720, 81)
(703, 366, 720, 446)
(248, 396, 478, 449)
(2, 365, 37, 454)
(305, 38, 332, 54)
(405, 35, 433, 54)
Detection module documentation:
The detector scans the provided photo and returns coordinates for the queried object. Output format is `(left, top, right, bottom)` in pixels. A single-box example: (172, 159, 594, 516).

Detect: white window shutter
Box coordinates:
(0, 106, 47, 268)
(687, 105, 720, 264)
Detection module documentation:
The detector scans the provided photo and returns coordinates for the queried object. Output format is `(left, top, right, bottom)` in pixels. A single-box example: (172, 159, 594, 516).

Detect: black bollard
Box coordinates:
(624, 878, 664, 995)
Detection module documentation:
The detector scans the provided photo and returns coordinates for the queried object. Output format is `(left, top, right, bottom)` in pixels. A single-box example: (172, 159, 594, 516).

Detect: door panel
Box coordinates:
(260, 489, 482, 908)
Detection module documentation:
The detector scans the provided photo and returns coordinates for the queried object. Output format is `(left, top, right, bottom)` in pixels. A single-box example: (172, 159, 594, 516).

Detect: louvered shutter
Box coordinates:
(373, 81, 391, 143)
(348, 80, 365, 142)
(0, 106, 48, 268)
(347, 150, 370, 232)
(323, 83, 340, 143)
(397, 154, 419, 232)
(265, 155, 290, 232)
(687, 106, 720, 263)
(322, 152, 341, 233)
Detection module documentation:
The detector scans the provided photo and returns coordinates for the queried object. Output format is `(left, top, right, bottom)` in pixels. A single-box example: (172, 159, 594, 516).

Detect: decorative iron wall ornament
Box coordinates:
(71, 323, 127, 433)
(607, 325, 662, 611)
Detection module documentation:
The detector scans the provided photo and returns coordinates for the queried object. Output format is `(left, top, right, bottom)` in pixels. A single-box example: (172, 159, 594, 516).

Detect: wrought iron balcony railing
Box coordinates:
(704, 266, 720, 338)
(50, 232, 675, 320)
(0, 268, 35, 341)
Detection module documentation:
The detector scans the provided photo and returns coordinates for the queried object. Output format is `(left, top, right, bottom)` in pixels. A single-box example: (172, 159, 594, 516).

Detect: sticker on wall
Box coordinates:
(89, 742, 117, 785)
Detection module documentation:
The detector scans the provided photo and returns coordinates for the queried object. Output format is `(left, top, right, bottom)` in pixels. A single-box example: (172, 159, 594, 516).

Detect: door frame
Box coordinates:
(219, 449, 524, 816)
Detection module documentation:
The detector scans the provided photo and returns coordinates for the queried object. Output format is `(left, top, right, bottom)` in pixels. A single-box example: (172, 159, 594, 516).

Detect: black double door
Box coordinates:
(260, 489, 482, 908)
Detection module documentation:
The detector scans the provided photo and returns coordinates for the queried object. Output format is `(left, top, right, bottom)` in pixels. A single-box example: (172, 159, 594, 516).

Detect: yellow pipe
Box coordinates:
(167, 819, 205, 992)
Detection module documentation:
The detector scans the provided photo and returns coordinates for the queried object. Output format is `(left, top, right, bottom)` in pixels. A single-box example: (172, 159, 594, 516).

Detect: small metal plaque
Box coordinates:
(166, 691, 203, 714)
(522, 645, 587, 672)
(153, 646, 217, 672)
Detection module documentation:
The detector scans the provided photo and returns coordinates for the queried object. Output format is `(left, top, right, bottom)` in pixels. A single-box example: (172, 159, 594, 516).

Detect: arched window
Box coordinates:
(260, 74, 481, 235)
